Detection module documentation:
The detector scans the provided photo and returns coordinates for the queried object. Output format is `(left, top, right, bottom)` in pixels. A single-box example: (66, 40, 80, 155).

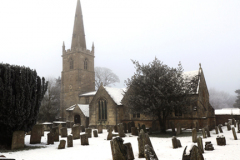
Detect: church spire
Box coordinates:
(71, 0, 86, 50)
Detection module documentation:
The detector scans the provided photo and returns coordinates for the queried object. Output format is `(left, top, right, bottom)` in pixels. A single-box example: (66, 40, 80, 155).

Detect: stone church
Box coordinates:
(60, 0, 215, 130)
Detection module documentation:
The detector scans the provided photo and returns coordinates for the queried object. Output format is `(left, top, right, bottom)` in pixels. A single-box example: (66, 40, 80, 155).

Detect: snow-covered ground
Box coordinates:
(1, 125, 240, 160)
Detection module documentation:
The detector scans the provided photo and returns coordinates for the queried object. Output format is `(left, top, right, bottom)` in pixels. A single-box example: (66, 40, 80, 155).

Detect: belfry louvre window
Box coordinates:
(98, 100, 107, 120)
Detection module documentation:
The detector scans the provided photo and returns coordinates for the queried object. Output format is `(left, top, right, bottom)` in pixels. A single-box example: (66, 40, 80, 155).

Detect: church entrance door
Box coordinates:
(74, 114, 81, 124)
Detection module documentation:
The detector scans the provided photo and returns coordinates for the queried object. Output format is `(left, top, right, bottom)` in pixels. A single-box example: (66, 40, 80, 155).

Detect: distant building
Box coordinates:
(215, 108, 240, 125)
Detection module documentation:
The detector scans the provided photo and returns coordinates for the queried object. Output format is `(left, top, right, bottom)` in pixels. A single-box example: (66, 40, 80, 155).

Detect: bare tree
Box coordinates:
(209, 88, 236, 109)
(95, 67, 120, 89)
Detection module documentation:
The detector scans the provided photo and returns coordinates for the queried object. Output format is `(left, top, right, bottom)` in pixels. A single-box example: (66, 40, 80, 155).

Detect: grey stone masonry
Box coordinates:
(11, 131, 25, 150)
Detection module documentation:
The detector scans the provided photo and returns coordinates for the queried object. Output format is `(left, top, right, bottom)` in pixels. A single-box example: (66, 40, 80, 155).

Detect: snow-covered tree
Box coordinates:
(233, 89, 240, 108)
(0, 63, 47, 148)
(95, 67, 120, 89)
(122, 58, 194, 133)
(38, 77, 61, 122)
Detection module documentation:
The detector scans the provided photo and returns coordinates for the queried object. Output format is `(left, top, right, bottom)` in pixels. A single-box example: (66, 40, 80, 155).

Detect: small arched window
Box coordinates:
(84, 59, 88, 70)
(70, 58, 74, 69)
(98, 99, 107, 120)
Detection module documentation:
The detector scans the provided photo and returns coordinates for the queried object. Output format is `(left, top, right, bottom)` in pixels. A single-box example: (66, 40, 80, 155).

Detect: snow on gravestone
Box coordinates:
(182, 144, 204, 160)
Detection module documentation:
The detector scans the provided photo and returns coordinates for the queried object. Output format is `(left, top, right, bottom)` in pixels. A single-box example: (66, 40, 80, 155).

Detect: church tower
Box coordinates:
(60, 0, 95, 120)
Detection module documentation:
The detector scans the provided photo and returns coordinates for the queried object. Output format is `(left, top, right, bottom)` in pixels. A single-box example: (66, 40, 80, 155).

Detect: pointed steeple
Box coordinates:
(62, 41, 65, 53)
(91, 42, 95, 54)
(71, 0, 86, 50)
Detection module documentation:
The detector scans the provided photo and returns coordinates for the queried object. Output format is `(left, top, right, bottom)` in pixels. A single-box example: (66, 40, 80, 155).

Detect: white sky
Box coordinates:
(1, 0, 240, 95)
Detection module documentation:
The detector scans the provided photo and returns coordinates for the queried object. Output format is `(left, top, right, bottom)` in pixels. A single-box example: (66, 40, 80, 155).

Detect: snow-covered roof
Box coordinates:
(215, 108, 240, 115)
(66, 104, 89, 117)
(79, 91, 96, 97)
(104, 87, 126, 105)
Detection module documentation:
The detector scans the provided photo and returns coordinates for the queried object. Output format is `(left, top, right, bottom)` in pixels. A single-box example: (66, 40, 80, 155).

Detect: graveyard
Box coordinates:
(1, 122, 240, 160)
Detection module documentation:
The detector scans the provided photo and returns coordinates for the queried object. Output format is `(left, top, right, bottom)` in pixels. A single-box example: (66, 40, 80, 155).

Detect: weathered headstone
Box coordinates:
(215, 126, 219, 134)
(47, 133, 54, 145)
(205, 126, 211, 137)
(144, 144, 158, 160)
(202, 128, 207, 138)
(114, 125, 118, 132)
(124, 143, 135, 160)
(172, 136, 178, 149)
(182, 145, 204, 160)
(197, 136, 204, 154)
(110, 137, 127, 160)
(177, 124, 181, 135)
(85, 128, 92, 138)
(131, 127, 138, 136)
(72, 125, 80, 139)
(98, 125, 103, 133)
(145, 133, 153, 148)
(81, 134, 89, 145)
(232, 127, 238, 140)
(81, 125, 85, 132)
(58, 140, 66, 149)
(227, 123, 231, 131)
(233, 118, 236, 127)
(138, 129, 146, 158)
(11, 131, 25, 150)
(93, 130, 98, 137)
(192, 128, 197, 143)
(107, 127, 113, 140)
(30, 124, 43, 144)
(216, 135, 226, 145)
(67, 135, 73, 147)
(61, 127, 68, 137)
(123, 123, 127, 133)
(142, 124, 146, 133)
(177, 139, 182, 148)
(58, 123, 63, 135)
(117, 123, 125, 137)
(205, 141, 214, 151)
(218, 124, 223, 133)
(51, 127, 59, 142)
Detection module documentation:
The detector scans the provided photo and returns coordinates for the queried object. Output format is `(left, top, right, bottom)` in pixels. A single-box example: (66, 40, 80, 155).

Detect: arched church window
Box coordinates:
(98, 99, 107, 120)
(84, 59, 88, 70)
(70, 58, 74, 69)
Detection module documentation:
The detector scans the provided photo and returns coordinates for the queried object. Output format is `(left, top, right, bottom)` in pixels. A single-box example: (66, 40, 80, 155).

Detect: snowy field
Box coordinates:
(1, 125, 240, 160)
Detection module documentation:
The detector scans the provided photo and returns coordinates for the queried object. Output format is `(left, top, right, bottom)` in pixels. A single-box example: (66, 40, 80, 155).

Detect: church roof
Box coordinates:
(79, 91, 97, 97)
(104, 87, 126, 105)
(183, 70, 201, 94)
(66, 104, 89, 117)
(215, 108, 240, 115)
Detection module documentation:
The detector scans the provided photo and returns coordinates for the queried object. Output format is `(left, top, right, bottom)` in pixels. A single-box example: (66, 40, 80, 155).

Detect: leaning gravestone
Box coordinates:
(11, 131, 25, 150)
(182, 145, 204, 160)
(81, 134, 89, 145)
(216, 135, 226, 145)
(72, 125, 80, 139)
(93, 130, 98, 137)
(107, 127, 113, 140)
(47, 133, 54, 145)
(192, 128, 197, 143)
(138, 129, 146, 158)
(98, 125, 103, 133)
(67, 135, 73, 147)
(232, 127, 238, 140)
(144, 144, 158, 160)
(51, 127, 59, 142)
(197, 136, 204, 154)
(61, 127, 68, 137)
(110, 137, 128, 160)
(215, 126, 219, 134)
(131, 127, 138, 136)
(30, 124, 43, 144)
(58, 140, 66, 149)
(85, 128, 92, 138)
(124, 143, 135, 160)
(218, 124, 223, 133)
(117, 123, 125, 137)
(202, 128, 207, 138)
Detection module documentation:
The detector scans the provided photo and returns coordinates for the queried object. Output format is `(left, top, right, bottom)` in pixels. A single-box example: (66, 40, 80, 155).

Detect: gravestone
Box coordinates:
(218, 124, 223, 133)
(81, 125, 85, 132)
(58, 140, 66, 149)
(177, 124, 181, 135)
(124, 143, 135, 160)
(93, 130, 98, 137)
(81, 134, 89, 145)
(85, 128, 92, 138)
(58, 124, 63, 135)
(215, 126, 219, 134)
(205, 126, 211, 137)
(227, 123, 231, 131)
(47, 133, 54, 145)
(228, 119, 232, 125)
(145, 133, 153, 148)
(114, 125, 118, 132)
(61, 127, 68, 137)
(202, 128, 207, 138)
(123, 123, 127, 133)
(142, 124, 146, 133)
(42, 123, 53, 131)
(182, 145, 204, 160)
(216, 135, 226, 145)
(11, 131, 25, 150)
(138, 129, 146, 158)
(72, 125, 80, 139)
(110, 137, 128, 160)
(131, 127, 138, 136)
(233, 118, 236, 127)
(127, 122, 132, 133)
(205, 141, 214, 151)
(67, 135, 73, 147)
(117, 123, 125, 137)
(237, 121, 240, 133)
(98, 125, 103, 133)
(197, 136, 204, 154)
(138, 123, 141, 132)
(192, 128, 197, 143)
(51, 127, 59, 142)
(144, 144, 158, 160)
(172, 136, 178, 149)
(232, 127, 237, 140)
(66, 121, 74, 128)
(30, 124, 43, 144)
(107, 127, 113, 140)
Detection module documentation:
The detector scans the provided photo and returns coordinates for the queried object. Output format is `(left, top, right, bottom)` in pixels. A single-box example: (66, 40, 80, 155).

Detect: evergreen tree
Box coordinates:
(233, 89, 240, 108)
(0, 63, 48, 147)
(122, 58, 194, 133)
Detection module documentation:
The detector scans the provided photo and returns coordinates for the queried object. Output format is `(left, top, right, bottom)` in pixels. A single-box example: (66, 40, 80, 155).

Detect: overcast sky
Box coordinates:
(1, 0, 240, 95)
